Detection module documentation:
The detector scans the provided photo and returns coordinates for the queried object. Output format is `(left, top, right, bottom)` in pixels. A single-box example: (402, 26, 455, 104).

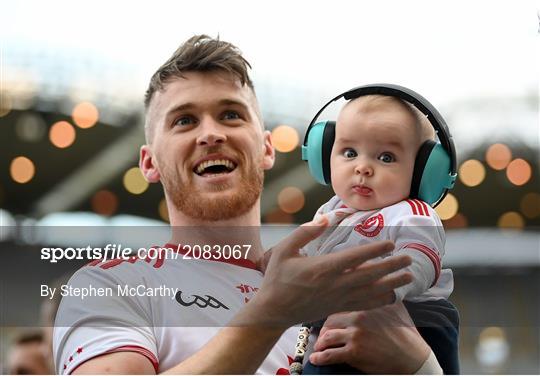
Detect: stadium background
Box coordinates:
(1, 1, 539, 373)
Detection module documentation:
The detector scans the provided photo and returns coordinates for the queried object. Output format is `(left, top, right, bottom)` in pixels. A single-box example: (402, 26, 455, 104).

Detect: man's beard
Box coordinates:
(160, 156, 264, 222)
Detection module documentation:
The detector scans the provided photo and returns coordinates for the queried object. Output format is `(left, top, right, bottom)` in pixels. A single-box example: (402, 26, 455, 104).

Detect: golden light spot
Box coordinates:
(271, 125, 299, 153)
(277, 186, 305, 214)
(159, 198, 169, 222)
(49, 121, 76, 148)
(479, 327, 507, 342)
(0, 92, 12, 117)
(435, 193, 459, 220)
(10, 156, 35, 184)
(520, 192, 540, 219)
(264, 208, 294, 224)
(497, 211, 524, 229)
(459, 159, 485, 187)
(123, 167, 149, 195)
(506, 158, 532, 186)
(91, 190, 118, 216)
(485, 143, 512, 170)
(72, 102, 99, 129)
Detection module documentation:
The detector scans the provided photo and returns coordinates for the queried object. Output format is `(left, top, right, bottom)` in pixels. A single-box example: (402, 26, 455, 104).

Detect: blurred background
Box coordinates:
(1, 0, 539, 373)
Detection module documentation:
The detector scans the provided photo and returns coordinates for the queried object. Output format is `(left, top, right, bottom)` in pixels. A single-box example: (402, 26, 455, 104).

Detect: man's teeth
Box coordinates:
(195, 159, 235, 175)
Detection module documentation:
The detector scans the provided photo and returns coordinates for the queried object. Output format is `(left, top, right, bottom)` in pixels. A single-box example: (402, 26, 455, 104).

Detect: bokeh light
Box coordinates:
(476, 327, 509, 371)
(49, 121, 76, 148)
(458, 159, 485, 187)
(72, 101, 99, 129)
(10, 156, 35, 184)
(506, 158, 532, 186)
(485, 143, 512, 170)
(91, 190, 118, 216)
(15, 113, 46, 142)
(434, 193, 459, 220)
(497, 211, 525, 229)
(520, 192, 540, 219)
(271, 125, 299, 153)
(277, 186, 305, 214)
(123, 167, 149, 195)
(0, 92, 13, 117)
(159, 198, 169, 222)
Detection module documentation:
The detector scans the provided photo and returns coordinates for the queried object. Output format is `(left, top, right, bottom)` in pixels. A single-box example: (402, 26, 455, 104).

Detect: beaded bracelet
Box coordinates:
(289, 325, 311, 375)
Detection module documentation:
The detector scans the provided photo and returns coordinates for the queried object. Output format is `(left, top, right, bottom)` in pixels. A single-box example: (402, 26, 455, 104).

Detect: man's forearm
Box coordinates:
(163, 297, 286, 374)
(162, 326, 285, 374)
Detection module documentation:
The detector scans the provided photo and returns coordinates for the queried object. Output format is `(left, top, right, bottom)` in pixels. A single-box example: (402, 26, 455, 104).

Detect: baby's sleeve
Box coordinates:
(387, 200, 446, 301)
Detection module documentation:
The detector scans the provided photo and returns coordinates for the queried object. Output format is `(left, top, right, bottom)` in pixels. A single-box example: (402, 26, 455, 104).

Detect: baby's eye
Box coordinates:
(174, 116, 196, 127)
(343, 148, 357, 158)
(378, 152, 395, 163)
(223, 111, 241, 120)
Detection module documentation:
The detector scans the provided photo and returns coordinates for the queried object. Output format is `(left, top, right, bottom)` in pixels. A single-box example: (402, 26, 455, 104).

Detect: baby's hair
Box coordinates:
(349, 95, 435, 145)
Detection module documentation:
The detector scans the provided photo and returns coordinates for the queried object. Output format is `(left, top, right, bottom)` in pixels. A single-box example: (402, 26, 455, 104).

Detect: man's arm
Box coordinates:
(74, 219, 413, 374)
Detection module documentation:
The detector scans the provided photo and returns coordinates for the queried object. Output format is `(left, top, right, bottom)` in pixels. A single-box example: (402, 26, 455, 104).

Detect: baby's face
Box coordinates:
(330, 99, 419, 210)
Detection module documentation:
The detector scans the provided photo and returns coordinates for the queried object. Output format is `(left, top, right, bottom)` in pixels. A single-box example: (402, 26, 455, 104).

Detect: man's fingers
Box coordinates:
(320, 312, 354, 330)
(345, 272, 413, 311)
(313, 328, 348, 351)
(318, 240, 395, 272)
(309, 347, 348, 366)
(275, 216, 328, 257)
(339, 255, 412, 288)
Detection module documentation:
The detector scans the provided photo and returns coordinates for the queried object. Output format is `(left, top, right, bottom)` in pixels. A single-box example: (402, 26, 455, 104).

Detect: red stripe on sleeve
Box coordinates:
(418, 200, 430, 217)
(406, 200, 418, 215)
(401, 243, 441, 286)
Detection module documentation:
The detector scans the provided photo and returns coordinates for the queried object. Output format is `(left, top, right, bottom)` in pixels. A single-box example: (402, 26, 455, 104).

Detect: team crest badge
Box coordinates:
(354, 214, 384, 237)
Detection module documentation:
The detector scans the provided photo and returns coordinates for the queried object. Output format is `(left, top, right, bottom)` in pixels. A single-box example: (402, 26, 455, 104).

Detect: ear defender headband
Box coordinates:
(301, 84, 457, 207)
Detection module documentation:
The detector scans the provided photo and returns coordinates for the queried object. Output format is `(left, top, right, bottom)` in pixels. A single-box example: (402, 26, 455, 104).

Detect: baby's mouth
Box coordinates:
(353, 185, 373, 196)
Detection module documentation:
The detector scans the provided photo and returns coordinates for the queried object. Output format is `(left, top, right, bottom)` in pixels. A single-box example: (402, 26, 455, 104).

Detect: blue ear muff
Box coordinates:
(411, 141, 457, 205)
(301, 121, 335, 185)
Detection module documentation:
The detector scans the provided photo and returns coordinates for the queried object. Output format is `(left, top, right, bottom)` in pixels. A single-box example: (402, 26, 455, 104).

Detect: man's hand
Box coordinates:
(309, 303, 431, 374)
(235, 217, 413, 328)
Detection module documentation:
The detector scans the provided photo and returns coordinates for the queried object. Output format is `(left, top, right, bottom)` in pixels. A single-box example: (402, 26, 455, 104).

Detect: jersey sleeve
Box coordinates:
(53, 264, 159, 374)
(387, 200, 446, 301)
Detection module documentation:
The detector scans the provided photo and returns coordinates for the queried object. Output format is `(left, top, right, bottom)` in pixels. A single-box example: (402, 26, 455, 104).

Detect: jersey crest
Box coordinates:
(354, 214, 384, 237)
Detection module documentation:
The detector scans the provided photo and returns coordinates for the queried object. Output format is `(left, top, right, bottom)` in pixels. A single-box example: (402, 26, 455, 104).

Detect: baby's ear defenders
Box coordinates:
(301, 84, 457, 207)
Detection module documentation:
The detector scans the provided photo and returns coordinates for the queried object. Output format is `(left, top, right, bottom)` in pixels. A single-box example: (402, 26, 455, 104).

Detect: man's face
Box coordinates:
(141, 71, 274, 221)
(330, 99, 418, 210)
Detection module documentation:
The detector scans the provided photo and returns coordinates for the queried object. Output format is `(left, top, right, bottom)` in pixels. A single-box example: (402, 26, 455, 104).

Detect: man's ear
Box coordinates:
(139, 145, 161, 183)
(261, 131, 275, 170)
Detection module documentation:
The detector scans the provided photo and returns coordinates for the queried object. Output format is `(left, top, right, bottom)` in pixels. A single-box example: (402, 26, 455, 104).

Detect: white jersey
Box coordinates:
(53, 245, 296, 374)
(302, 196, 453, 302)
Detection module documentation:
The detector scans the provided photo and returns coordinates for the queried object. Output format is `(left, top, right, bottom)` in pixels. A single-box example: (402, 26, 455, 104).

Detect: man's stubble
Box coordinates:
(160, 151, 264, 221)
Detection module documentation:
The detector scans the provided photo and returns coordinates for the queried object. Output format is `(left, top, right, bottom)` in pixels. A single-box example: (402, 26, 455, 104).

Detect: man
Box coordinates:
(54, 35, 452, 374)
(7, 333, 51, 375)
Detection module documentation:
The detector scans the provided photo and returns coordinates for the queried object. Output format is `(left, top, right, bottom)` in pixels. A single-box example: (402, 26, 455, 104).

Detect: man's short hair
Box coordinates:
(144, 34, 254, 109)
(143, 35, 256, 142)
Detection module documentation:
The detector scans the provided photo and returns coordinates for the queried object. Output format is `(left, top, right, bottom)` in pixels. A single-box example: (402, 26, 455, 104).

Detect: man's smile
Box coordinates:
(193, 154, 238, 177)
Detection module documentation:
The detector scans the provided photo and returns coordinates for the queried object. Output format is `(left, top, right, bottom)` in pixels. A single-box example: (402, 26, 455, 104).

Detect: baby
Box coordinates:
(292, 94, 455, 374)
